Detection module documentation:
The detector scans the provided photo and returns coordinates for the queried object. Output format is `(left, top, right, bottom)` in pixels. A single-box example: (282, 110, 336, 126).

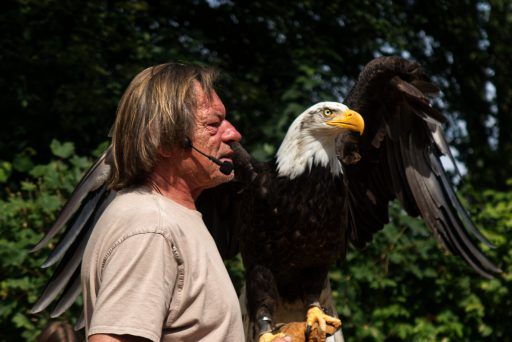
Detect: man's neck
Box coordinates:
(147, 166, 200, 211)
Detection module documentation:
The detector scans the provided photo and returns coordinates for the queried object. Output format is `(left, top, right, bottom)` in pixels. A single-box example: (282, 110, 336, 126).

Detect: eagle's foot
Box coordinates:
(305, 305, 342, 342)
(259, 332, 287, 342)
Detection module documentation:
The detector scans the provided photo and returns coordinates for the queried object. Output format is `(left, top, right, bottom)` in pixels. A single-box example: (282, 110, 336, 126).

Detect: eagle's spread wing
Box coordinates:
(340, 56, 500, 278)
(30, 147, 115, 328)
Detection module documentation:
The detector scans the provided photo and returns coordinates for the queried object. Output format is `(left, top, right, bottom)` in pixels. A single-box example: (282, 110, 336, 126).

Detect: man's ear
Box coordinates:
(157, 145, 175, 158)
(158, 138, 191, 158)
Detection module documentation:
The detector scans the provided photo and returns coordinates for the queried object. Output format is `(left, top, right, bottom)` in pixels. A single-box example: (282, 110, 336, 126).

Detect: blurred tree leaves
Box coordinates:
(329, 188, 511, 341)
(0, 141, 93, 341)
(49, 140, 74, 159)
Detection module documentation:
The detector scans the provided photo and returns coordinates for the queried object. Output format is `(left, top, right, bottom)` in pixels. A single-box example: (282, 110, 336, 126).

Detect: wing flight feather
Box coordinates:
(31, 149, 115, 317)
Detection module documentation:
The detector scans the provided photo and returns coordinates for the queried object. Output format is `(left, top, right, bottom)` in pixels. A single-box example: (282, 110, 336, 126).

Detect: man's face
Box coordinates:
(187, 82, 242, 190)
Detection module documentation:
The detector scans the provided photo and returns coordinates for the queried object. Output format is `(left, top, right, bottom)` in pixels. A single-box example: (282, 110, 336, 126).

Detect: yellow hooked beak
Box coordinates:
(325, 109, 365, 135)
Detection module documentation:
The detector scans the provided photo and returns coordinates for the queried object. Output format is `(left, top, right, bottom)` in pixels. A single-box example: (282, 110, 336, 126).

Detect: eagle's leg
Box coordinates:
(246, 265, 281, 342)
(303, 270, 342, 341)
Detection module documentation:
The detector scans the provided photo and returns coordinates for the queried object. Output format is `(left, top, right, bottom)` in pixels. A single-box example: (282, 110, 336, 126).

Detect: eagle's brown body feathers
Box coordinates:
(240, 165, 347, 301)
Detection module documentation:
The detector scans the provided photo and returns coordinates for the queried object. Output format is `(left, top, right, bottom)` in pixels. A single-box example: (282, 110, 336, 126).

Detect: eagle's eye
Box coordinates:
(322, 109, 333, 117)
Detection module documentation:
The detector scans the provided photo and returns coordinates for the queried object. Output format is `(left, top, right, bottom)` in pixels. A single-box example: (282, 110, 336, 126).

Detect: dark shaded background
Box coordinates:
(2, 0, 511, 189)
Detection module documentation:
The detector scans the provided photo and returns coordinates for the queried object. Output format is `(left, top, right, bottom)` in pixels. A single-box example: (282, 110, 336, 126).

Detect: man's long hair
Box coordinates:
(107, 62, 219, 190)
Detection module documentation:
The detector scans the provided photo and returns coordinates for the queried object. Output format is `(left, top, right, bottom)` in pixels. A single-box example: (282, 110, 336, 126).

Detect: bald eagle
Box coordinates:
(30, 56, 499, 341)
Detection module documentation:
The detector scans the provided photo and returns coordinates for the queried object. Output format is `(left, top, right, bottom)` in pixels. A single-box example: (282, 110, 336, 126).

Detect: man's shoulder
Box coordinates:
(111, 186, 154, 208)
(95, 187, 162, 232)
(100, 186, 201, 232)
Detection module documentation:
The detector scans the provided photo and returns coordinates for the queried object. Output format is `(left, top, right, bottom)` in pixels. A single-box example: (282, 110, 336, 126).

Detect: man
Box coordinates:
(81, 62, 290, 342)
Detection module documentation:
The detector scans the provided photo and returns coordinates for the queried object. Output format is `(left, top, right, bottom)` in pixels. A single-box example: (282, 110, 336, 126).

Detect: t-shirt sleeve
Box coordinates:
(88, 232, 178, 342)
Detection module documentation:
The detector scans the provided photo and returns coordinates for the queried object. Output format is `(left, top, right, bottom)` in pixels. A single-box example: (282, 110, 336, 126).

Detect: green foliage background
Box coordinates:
(1, 0, 510, 341)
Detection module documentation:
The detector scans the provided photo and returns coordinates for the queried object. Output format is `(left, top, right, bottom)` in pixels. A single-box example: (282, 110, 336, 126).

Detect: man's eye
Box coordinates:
(208, 122, 221, 128)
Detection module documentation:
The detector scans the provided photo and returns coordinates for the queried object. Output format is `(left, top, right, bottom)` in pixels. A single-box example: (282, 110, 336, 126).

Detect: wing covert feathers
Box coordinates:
(197, 141, 257, 259)
(342, 56, 500, 277)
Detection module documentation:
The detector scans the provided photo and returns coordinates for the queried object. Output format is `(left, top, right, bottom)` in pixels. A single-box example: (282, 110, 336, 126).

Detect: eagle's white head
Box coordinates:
(276, 101, 365, 179)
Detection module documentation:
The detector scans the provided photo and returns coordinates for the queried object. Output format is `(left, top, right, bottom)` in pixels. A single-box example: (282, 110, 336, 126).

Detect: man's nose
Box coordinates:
(222, 120, 242, 142)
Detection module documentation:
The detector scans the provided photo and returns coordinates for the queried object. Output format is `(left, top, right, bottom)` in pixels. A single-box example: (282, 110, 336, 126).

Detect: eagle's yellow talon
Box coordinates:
(306, 306, 342, 341)
(259, 331, 286, 342)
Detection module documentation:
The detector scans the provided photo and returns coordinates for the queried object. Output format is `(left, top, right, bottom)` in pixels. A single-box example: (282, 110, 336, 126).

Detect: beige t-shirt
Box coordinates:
(81, 186, 244, 341)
